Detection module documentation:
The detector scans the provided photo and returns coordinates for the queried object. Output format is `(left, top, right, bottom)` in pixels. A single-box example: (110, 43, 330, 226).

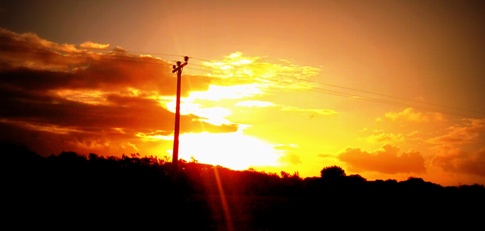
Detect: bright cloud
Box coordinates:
(281, 106, 337, 116)
(235, 100, 275, 108)
(188, 84, 264, 101)
(202, 51, 320, 91)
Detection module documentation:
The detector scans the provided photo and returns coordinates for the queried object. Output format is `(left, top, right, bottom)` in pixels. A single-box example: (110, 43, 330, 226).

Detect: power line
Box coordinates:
(292, 77, 483, 118)
(130, 52, 484, 118)
(100, 52, 485, 117)
(7, 41, 482, 118)
(305, 87, 480, 118)
(181, 57, 482, 118)
(259, 76, 483, 118)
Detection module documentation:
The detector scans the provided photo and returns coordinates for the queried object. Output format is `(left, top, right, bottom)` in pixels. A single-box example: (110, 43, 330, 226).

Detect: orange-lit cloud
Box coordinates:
(431, 148, 485, 178)
(429, 118, 485, 177)
(383, 107, 445, 122)
(365, 132, 404, 144)
(3, 27, 484, 186)
(338, 144, 426, 174)
(202, 51, 320, 91)
(80, 41, 110, 50)
(1, 29, 321, 165)
(429, 118, 484, 146)
(0, 28, 235, 156)
(281, 106, 337, 116)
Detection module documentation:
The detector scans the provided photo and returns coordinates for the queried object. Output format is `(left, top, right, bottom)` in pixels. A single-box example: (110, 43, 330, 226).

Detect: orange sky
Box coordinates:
(1, 0, 484, 186)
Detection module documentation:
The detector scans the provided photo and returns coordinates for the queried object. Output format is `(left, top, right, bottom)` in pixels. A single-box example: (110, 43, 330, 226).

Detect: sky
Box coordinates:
(1, 0, 484, 186)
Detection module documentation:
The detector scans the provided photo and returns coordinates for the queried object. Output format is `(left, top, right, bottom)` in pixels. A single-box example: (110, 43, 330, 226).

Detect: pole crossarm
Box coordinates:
(172, 56, 189, 73)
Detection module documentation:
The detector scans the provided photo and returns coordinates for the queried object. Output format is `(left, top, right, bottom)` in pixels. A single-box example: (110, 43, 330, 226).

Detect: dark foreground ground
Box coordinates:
(6, 189, 485, 230)
(2, 144, 485, 230)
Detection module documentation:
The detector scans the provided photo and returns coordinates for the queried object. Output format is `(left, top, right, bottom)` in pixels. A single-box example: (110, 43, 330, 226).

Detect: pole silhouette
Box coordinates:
(171, 56, 189, 169)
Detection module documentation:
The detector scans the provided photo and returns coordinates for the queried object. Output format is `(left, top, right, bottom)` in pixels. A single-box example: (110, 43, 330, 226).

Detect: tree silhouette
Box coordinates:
(320, 165, 346, 182)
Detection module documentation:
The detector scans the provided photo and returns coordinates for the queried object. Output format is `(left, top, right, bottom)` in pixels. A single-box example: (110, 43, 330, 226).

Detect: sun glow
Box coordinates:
(177, 132, 282, 170)
(157, 53, 322, 171)
(188, 84, 264, 101)
(162, 83, 266, 126)
(156, 52, 323, 171)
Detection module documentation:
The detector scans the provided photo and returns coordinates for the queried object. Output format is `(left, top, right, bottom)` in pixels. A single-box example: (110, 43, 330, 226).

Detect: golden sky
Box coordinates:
(1, 0, 484, 186)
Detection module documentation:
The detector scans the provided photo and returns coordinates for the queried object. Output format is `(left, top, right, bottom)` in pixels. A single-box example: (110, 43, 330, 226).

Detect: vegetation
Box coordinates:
(2, 143, 484, 230)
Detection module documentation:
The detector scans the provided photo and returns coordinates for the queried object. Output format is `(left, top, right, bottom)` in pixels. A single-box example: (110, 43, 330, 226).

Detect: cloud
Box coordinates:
(280, 153, 302, 165)
(234, 100, 336, 117)
(0, 28, 213, 95)
(235, 100, 275, 108)
(0, 29, 78, 71)
(188, 84, 263, 100)
(80, 41, 109, 50)
(281, 106, 337, 116)
(202, 51, 320, 91)
(383, 107, 445, 122)
(0, 28, 236, 156)
(432, 148, 485, 178)
(275, 144, 301, 165)
(338, 144, 426, 174)
(429, 118, 485, 177)
(365, 132, 404, 144)
(429, 118, 484, 146)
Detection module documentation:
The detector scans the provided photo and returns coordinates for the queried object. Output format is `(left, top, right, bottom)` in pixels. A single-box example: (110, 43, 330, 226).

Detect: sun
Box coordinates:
(176, 131, 282, 170)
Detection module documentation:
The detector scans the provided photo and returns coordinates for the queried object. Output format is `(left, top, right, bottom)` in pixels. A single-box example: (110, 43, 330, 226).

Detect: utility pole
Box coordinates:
(171, 56, 189, 169)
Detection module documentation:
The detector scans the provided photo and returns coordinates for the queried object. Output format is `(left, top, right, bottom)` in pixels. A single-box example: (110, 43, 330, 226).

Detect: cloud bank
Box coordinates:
(0, 28, 236, 156)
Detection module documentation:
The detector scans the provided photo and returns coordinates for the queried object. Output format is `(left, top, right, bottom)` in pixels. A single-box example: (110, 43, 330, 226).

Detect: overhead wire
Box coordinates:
(119, 51, 485, 118)
(145, 52, 484, 118)
(10, 40, 480, 119)
(290, 76, 483, 118)
(178, 54, 483, 118)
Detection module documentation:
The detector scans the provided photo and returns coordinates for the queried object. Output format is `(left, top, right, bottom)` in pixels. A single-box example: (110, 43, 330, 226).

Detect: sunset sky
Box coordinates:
(1, 0, 484, 186)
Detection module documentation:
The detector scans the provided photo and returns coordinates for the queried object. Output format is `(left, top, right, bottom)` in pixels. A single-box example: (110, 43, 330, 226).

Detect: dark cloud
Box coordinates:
(0, 28, 214, 94)
(0, 28, 238, 156)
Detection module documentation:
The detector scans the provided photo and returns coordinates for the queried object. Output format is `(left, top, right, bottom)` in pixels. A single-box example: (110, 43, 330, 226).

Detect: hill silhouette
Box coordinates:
(2, 142, 484, 230)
